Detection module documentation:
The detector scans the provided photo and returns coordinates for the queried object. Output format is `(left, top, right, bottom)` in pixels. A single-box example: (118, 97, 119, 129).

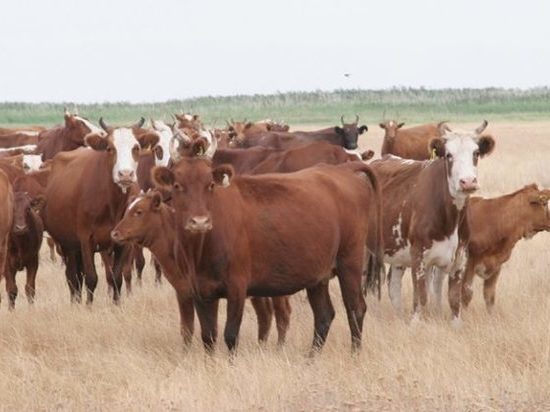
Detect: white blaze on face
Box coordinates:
(151, 120, 172, 167)
(74, 116, 105, 136)
(444, 133, 480, 207)
(22, 154, 43, 172)
(127, 195, 145, 213)
(112, 128, 139, 186)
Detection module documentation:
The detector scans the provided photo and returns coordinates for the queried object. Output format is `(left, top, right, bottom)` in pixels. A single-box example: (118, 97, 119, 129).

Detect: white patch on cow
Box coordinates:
(388, 265, 405, 312)
(74, 116, 104, 136)
(127, 195, 145, 212)
(17, 130, 39, 136)
(399, 159, 416, 165)
(344, 148, 361, 160)
(384, 243, 411, 266)
(221, 174, 230, 187)
(389, 121, 394, 127)
(151, 120, 172, 167)
(111, 128, 139, 187)
(0, 144, 37, 153)
(443, 133, 481, 208)
(474, 263, 491, 279)
(22, 154, 42, 172)
(429, 267, 445, 309)
(422, 227, 459, 271)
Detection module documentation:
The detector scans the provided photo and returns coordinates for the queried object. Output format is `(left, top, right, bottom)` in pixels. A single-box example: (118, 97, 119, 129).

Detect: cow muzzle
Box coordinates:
(13, 224, 28, 234)
(185, 216, 212, 233)
(111, 229, 126, 243)
(117, 170, 136, 187)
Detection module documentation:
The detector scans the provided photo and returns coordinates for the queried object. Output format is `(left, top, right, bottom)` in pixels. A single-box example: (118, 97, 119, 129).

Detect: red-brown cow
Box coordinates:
(379, 120, 450, 160)
(44, 118, 157, 303)
(112, 191, 292, 345)
(0, 170, 14, 307)
(36, 110, 105, 160)
(370, 121, 495, 323)
(0, 132, 40, 148)
(0, 126, 45, 135)
(151, 144, 383, 354)
(4, 192, 45, 309)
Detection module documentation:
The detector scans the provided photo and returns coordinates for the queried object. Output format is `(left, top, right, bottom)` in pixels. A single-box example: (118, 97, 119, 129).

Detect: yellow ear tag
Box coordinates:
(430, 148, 437, 160)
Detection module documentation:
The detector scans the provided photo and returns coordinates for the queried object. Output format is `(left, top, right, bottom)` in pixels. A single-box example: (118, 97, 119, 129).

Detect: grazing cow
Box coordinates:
(151, 142, 383, 353)
(111, 191, 292, 345)
(0, 170, 14, 306)
(36, 110, 104, 160)
(429, 185, 550, 313)
(44, 118, 157, 303)
(230, 116, 368, 151)
(370, 121, 495, 323)
(4, 192, 45, 309)
(379, 120, 450, 160)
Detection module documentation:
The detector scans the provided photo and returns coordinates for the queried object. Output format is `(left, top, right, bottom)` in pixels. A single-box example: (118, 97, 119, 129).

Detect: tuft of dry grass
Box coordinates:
(1, 122, 550, 411)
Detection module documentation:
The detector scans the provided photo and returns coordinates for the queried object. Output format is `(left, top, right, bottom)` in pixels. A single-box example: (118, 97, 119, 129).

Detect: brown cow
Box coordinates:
(0, 126, 45, 135)
(4, 192, 45, 309)
(370, 121, 495, 323)
(151, 143, 383, 354)
(175, 113, 203, 130)
(44, 118, 156, 303)
(430, 185, 550, 313)
(111, 191, 292, 345)
(0, 170, 14, 307)
(379, 120, 450, 160)
(36, 110, 105, 160)
(0, 132, 40, 148)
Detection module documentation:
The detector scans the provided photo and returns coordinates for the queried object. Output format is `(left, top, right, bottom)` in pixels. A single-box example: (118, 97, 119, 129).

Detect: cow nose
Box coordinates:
(111, 230, 121, 241)
(186, 216, 212, 232)
(459, 177, 478, 192)
(347, 143, 358, 150)
(118, 170, 135, 179)
(15, 224, 26, 232)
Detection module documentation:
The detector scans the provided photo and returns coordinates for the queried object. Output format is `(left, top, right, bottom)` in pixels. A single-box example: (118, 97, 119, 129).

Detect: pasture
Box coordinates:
(1, 120, 549, 411)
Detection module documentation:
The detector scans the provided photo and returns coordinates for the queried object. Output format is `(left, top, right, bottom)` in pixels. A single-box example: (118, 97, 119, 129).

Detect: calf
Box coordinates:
(151, 142, 383, 354)
(111, 192, 292, 345)
(4, 192, 45, 309)
(430, 185, 550, 313)
(370, 121, 495, 322)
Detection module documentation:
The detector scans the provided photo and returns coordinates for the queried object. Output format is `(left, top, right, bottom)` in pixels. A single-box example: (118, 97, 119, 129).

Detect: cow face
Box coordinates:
(175, 113, 203, 130)
(11, 192, 44, 235)
(64, 111, 104, 143)
(111, 192, 162, 245)
(379, 120, 405, 142)
(526, 186, 550, 234)
(152, 159, 233, 234)
(334, 115, 368, 150)
(429, 121, 495, 206)
(86, 120, 158, 191)
(226, 120, 267, 147)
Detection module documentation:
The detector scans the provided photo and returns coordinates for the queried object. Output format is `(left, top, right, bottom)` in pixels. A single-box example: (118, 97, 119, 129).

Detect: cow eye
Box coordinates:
(135, 209, 142, 216)
(473, 150, 480, 158)
(107, 146, 114, 153)
(446, 153, 453, 161)
(173, 182, 182, 191)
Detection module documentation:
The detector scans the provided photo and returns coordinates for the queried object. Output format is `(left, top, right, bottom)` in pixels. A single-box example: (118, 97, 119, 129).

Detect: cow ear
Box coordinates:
(151, 191, 162, 210)
(152, 167, 175, 190)
(397, 122, 405, 129)
(212, 164, 234, 188)
(244, 122, 253, 130)
(429, 138, 446, 158)
(379, 123, 386, 129)
(477, 135, 495, 157)
(192, 138, 209, 157)
(154, 145, 164, 161)
(334, 126, 344, 135)
(85, 133, 109, 151)
(137, 132, 160, 149)
(30, 195, 46, 212)
(528, 193, 548, 205)
(361, 150, 375, 161)
(359, 125, 368, 134)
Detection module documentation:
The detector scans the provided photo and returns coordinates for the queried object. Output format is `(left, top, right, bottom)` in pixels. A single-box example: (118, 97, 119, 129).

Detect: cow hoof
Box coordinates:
(450, 316, 463, 329)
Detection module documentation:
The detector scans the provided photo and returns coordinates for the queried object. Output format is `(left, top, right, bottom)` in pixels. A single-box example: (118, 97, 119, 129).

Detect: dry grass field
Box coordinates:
(1, 121, 550, 411)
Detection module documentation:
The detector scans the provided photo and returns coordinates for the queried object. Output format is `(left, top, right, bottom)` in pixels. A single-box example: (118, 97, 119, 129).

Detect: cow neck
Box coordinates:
(145, 206, 175, 254)
(175, 229, 207, 298)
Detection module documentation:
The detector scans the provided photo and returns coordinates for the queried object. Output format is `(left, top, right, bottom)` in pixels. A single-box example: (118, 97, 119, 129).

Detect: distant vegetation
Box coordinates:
(1, 87, 549, 127)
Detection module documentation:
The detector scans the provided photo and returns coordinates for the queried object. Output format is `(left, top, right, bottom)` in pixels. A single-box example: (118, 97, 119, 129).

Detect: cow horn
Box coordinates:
(475, 120, 488, 135)
(64, 107, 70, 117)
(73, 105, 79, 116)
(169, 133, 184, 162)
(341, 115, 345, 125)
(132, 117, 146, 129)
(355, 114, 359, 123)
(99, 117, 109, 132)
(203, 130, 218, 159)
(230, 118, 235, 124)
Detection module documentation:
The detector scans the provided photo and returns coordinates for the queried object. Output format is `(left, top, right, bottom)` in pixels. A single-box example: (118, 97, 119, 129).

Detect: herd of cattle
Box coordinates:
(0, 110, 548, 354)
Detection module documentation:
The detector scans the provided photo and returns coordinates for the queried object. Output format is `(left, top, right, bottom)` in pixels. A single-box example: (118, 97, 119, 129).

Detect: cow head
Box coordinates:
(64, 108, 105, 143)
(334, 115, 368, 150)
(86, 117, 157, 191)
(226, 119, 267, 147)
(169, 127, 216, 162)
(175, 113, 203, 130)
(429, 121, 495, 206)
(379, 120, 405, 142)
(11, 192, 45, 235)
(525, 185, 550, 235)
(150, 120, 172, 167)
(111, 191, 164, 245)
(152, 149, 233, 234)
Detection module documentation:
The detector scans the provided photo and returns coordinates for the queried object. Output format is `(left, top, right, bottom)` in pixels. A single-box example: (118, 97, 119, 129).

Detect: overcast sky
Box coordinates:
(1, 0, 549, 103)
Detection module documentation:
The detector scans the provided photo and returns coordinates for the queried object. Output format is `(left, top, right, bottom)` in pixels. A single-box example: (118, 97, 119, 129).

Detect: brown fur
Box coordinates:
(0, 170, 14, 308)
(380, 121, 448, 160)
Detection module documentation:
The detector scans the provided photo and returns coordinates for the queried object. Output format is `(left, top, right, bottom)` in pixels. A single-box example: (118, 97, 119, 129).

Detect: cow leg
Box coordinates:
(306, 281, 335, 354)
(250, 297, 273, 344)
(153, 258, 163, 285)
(133, 246, 146, 287)
(122, 249, 133, 296)
(80, 241, 99, 305)
(272, 296, 292, 346)
(46, 237, 57, 263)
(448, 268, 463, 324)
(224, 287, 246, 353)
(25, 257, 39, 305)
(64, 251, 82, 303)
(176, 291, 195, 346)
(337, 256, 367, 352)
(194, 298, 219, 352)
(483, 270, 501, 314)
(411, 250, 428, 320)
(430, 267, 445, 311)
(4, 265, 17, 310)
(461, 261, 476, 308)
(388, 265, 406, 313)
(110, 245, 128, 304)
